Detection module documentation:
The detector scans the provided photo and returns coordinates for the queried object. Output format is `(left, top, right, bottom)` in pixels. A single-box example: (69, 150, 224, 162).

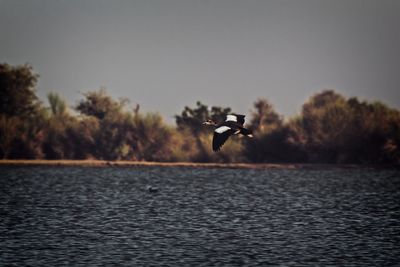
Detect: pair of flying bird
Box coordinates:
(203, 114, 253, 151)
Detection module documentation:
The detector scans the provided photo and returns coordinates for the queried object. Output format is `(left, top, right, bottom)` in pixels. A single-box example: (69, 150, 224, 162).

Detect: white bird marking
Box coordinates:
(225, 115, 237, 122)
(215, 126, 231, 134)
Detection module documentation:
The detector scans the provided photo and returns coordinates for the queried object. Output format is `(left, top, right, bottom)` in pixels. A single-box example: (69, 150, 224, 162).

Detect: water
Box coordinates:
(1, 166, 400, 266)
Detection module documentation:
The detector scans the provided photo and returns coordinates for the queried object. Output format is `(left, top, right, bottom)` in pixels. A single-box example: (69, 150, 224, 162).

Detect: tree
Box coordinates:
(175, 101, 237, 162)
(75, 88, 127, 120)
(48, 92, 67, 116)
(344, 99, 400, 163)
(8, 107, 48, 159)
(244, 99, 291, 162)
(131, 112, 176, 161)
(0, 115, 20, 158)
(298, 90, 350, 162)
(175, 101, 232, 133)
(0, 63, 47, 159)
(291, 90, 400, 164)
(75, 88, 136, 160)
(244, 123, 306, 163)
(66, 117, 100, 159)
(249, 98, 283, 133)
(0, 63, 40, 118)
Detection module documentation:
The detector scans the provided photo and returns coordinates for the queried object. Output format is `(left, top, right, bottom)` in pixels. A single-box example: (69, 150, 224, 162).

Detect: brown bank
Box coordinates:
(1, 160, 397, 170)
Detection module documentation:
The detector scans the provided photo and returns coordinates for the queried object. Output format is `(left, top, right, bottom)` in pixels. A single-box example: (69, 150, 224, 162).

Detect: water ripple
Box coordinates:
(1, 166, 400, 266)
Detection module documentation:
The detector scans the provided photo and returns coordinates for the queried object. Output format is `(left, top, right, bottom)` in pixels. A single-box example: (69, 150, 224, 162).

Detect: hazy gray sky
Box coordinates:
(1, 0, 399, 123)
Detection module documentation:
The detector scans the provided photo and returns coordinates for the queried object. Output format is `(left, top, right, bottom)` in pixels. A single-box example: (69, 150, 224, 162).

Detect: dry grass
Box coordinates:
(0, 159, 390, 169)
(0, 159, 285, 169)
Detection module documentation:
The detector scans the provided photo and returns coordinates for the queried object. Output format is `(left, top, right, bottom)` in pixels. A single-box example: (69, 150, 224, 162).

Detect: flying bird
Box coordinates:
(203, 114, 253, 151)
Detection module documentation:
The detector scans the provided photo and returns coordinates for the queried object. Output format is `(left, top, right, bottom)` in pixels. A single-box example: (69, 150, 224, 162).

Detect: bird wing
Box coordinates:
(225, 114, 245, 125)
(213, 126, 236, 151)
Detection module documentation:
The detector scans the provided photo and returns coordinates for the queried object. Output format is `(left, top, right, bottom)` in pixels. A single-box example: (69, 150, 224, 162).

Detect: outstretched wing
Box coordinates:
(212, 126, 236, 151)
(225, 114, 245, 126)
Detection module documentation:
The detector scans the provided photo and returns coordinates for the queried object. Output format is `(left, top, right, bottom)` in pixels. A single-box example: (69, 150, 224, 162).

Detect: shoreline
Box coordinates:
(0, 160, 398, 170)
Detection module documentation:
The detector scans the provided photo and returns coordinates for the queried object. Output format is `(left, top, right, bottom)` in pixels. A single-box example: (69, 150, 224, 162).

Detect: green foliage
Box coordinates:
(244, 124, 306, 163)
(175, 101, 237, 162)
(166, 127, 200, 162)
(8, 107, 48, 159)
(1, 63, 399, 164)
(132, 112, 175, 161)
(74, 89, 131, 160)
(48, 92, 67, 116)
(66, 117, 100, 159)
(175, 101, 231, 133)
(213, 134, 246, 163)
(342, 98, 400, 163)
(249, 98, 283, 133)
(294, 90, 400, 163)
(75, 88, 127, 119)
(299, 90, 350, 162)
(0, 63, 46, 159)
(244, 90, 400, 164)
(244, 99, 304, 163)
(0, 114, 20, 158)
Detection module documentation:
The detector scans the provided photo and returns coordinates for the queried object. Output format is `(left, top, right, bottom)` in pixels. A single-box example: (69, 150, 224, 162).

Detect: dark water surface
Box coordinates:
(1, 166, 400, 266)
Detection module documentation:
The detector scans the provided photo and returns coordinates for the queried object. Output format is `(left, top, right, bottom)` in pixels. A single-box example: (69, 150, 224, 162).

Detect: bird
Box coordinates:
(203, 114, 253, 151)
(146, 186, 159, 193)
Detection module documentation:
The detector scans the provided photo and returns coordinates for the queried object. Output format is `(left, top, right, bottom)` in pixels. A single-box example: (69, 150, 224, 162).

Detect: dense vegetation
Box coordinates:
(1, 63, 399, 164)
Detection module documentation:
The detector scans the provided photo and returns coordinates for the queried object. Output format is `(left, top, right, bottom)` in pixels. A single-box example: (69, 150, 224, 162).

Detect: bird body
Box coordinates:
(203, 114, 253, 151)
(147, 186, 158, 193)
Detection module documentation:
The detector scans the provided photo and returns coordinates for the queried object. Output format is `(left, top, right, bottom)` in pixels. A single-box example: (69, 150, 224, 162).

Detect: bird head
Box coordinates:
(202, 119, 216, 125)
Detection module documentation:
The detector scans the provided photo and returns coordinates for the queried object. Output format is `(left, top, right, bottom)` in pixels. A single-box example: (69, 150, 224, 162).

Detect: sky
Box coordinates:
(1, 0, 400, 123)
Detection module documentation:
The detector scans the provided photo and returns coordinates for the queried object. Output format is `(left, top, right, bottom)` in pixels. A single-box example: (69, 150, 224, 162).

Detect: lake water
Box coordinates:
(1, 166, 400, 266)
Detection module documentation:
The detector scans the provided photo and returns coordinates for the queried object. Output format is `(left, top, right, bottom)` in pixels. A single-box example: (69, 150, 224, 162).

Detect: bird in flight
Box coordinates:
(203, 114, 253, 151)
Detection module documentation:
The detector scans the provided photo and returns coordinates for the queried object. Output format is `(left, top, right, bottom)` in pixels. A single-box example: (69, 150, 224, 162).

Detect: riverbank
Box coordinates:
(0, 160, 398, 170)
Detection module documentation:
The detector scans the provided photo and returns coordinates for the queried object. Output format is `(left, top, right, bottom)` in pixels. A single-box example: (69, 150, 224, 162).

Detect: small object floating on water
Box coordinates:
(147, 186, 159, 193)
(203, 114, 253, 151)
